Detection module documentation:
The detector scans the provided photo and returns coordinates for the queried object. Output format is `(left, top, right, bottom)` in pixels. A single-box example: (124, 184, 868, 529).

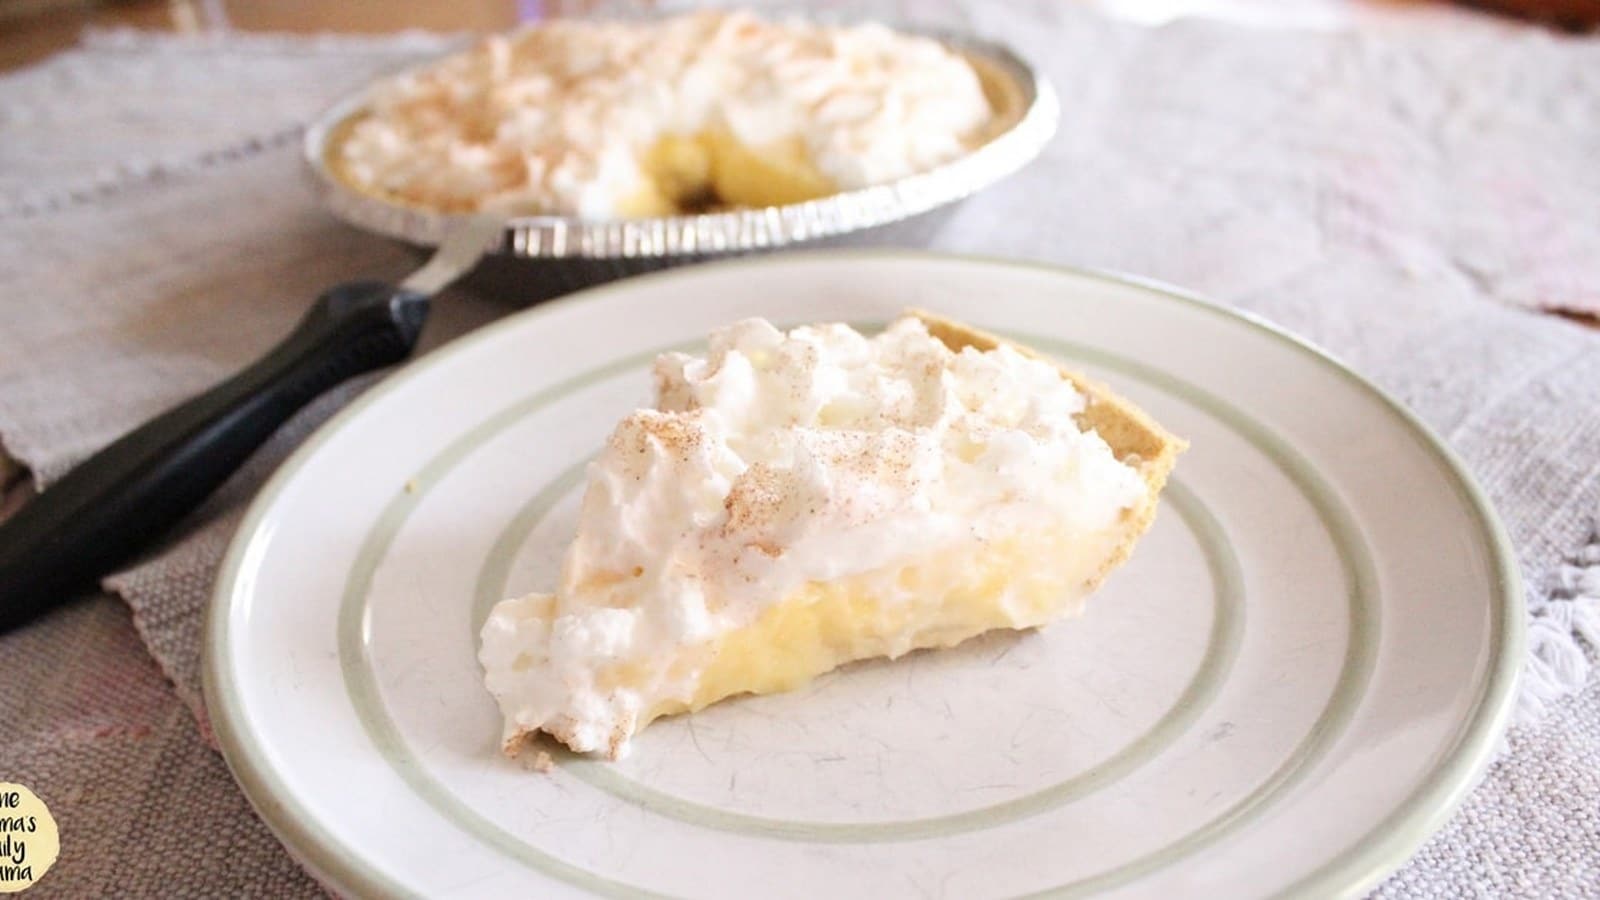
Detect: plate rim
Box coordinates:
(202, 250, 1523, 900)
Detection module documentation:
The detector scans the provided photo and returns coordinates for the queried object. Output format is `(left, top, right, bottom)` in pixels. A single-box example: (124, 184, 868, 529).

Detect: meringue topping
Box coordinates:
(334, 11, 996, 217)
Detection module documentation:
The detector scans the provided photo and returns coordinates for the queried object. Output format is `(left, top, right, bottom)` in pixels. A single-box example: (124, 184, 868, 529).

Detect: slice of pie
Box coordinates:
(327, 11, 1021, 218)
(479, 312, 1184, 759)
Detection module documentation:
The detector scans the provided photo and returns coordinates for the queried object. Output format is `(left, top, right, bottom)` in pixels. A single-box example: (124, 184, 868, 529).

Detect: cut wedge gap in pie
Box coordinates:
(479, 311, 1185, 760)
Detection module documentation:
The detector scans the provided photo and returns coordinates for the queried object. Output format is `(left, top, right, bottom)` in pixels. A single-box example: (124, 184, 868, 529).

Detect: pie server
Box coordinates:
(0, 216, 505, 632)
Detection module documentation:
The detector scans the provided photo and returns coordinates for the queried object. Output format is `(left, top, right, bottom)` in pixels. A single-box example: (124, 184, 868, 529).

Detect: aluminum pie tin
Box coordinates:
(302, 26, 1057, 288)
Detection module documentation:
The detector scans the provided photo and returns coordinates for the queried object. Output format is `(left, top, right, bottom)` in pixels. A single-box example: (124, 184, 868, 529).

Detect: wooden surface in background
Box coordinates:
(1, 0, 171, 71)
(0, 0, 537, 71)
(3, 0, 1598, 75)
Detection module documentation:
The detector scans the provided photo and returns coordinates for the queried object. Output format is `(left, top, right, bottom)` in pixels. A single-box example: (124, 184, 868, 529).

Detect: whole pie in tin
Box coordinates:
(324, 10, 1031, 221)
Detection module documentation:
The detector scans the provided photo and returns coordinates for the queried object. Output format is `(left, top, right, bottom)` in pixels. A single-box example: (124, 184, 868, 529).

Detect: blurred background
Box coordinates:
(4, 0, 1598, 72)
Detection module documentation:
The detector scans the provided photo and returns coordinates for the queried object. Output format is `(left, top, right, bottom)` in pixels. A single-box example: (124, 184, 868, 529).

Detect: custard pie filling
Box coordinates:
(479, 315, 1183, 759)
(330, 11, 1002, 217)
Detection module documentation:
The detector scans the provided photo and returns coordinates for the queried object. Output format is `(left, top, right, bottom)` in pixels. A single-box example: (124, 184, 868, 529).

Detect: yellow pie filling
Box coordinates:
(625, 525, 1128, 729)
(623, 130, 840, 216)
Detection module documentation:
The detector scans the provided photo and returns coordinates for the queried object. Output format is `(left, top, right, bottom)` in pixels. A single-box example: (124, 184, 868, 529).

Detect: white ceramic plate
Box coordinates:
(205, 253, 1521, 900)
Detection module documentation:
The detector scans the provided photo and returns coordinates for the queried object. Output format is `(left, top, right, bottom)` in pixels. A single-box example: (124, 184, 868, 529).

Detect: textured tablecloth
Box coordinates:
(2, 5, 1599, 897)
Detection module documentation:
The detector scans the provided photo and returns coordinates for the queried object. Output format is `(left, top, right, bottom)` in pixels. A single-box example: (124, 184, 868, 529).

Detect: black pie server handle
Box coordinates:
(0, 281, 429, 632)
